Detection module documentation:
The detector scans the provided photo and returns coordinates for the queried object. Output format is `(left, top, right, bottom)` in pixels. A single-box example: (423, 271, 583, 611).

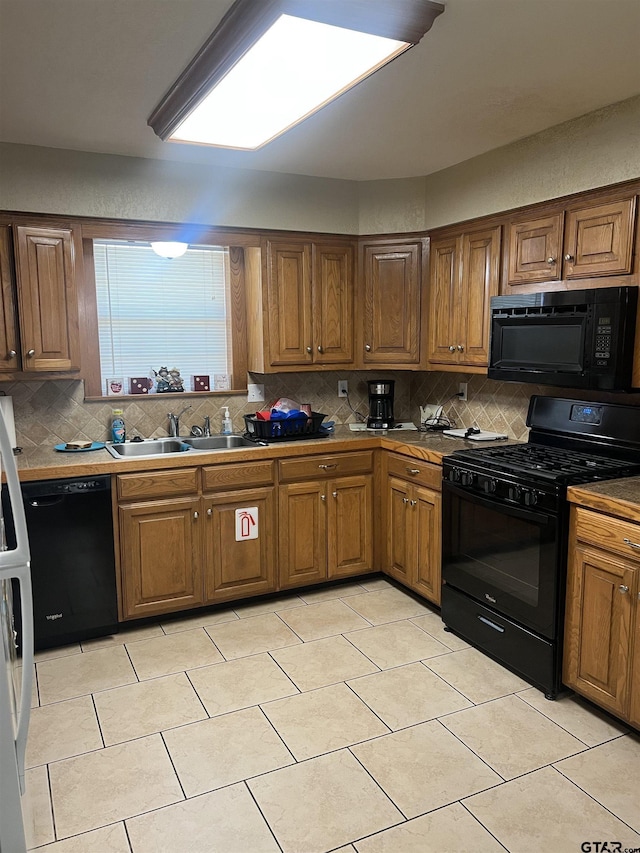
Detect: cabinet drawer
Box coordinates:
(279, 451, 373, 482)
(203, 461, 274, 492)
(574, 507, 640, 562)
(117, 468, 199, 501)
(386, 452, 441, 490)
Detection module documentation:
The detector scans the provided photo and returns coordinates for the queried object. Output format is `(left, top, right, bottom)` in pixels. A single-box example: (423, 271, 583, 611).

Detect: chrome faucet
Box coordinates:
(203, 415, 211, 437)
(168, 405, 192, 437)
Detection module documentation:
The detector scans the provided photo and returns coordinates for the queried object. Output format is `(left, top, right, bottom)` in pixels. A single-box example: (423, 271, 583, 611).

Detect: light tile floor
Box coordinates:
(26, 576, 640, 853)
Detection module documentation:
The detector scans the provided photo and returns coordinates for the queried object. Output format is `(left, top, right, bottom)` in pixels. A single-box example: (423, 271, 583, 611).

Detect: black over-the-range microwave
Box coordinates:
(488, 285, 638, 391)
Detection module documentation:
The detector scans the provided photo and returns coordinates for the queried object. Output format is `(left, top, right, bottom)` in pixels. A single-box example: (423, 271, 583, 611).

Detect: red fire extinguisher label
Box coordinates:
(235, 507, 258, 541)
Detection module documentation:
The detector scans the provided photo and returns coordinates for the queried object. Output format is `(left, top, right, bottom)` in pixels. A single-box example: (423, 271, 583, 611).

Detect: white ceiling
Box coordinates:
(1, 0, 639, 181)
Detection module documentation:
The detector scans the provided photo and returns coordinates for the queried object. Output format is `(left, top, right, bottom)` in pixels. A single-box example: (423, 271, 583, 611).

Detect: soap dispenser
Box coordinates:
(221, 406, 232, 435)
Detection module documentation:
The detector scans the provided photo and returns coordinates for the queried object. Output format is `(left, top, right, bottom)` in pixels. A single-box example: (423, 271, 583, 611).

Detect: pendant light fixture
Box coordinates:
(148, 0, 444, 151)
(150, 242, 189, 259)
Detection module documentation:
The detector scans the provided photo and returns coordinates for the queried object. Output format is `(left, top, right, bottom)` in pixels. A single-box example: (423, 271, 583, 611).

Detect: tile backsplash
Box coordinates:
(2, 371, 638, 448)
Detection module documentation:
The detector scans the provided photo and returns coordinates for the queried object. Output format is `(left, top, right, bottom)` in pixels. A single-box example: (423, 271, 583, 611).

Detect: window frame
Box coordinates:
(81, 224, 250, 399)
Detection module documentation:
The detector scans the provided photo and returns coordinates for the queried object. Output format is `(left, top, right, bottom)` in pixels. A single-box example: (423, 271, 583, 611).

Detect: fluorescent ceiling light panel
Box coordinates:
(169, 15, 408, 150)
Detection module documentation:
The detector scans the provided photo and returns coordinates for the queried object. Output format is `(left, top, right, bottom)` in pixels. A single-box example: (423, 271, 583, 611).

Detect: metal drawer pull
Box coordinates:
(193, 511, 199, 519)
(547, 257, 556, 264)
(402, 497, 409, 505)
(318, 463, 337, 469)
(619, 585, 629, 594)
(623, 537, 640, 550)
(365, 344, 371, 352)
(207, 508, 212, 517)
(306, 346, 312, 354)
(321, 494, 326, 501)
(8, 350, 17, 358)
(332, 491, 337, 498)
(448, 345, 456, 352)
(457, 344, 464, 352)
(478, 615, 505, 633)
(564, 254, 574, 262)
(27, 349, 35, 357)
(407, 468, 420, 475)
(317, 345, 323, 353)
(410, 499, 417, 506)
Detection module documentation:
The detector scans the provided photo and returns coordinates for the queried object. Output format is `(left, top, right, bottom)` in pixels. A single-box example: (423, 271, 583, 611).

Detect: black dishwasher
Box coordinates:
(2, 476, 118, 650)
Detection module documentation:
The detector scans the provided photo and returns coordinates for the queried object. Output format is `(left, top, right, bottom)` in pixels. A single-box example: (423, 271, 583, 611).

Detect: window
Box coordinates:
(93, 240, 232, 395)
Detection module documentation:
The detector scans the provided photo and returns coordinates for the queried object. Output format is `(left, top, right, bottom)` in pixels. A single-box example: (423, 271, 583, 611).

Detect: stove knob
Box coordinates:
(448, 468, 461, 483)
(460, 471, 476, 487)
(522, 489, 538, 507)
(482, 477, 497, 494)
(507, 485, 522, 502)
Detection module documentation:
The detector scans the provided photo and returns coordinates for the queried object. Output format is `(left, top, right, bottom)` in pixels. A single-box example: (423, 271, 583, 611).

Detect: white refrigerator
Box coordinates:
(0, 408, 34, 853)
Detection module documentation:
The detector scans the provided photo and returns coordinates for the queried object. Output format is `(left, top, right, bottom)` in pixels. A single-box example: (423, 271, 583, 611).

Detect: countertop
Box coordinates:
(567, 476, 640, 525)
(9, 426, 498, 482)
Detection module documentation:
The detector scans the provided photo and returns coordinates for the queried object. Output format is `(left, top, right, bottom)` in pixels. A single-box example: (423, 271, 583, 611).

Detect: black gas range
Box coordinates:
(441, 396, 640, 699)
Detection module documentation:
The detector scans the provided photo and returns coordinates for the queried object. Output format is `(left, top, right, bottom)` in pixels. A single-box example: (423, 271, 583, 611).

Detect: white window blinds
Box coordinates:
(93, 241, 230, 390)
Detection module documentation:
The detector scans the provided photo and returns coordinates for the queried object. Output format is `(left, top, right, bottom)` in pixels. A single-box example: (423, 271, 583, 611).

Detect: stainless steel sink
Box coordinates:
(105, 438, 192, 458)
(105, 434, 257, 459)
(181, 435, 255, 450)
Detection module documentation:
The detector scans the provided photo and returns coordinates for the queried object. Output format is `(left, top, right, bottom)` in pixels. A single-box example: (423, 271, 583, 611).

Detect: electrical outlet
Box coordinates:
(247, 383, 265, 402)
(338, 380, 348, 397)
(458, 382, 468, 403)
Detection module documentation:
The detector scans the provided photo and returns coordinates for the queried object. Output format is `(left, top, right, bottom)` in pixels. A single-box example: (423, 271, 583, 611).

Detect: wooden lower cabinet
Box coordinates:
(385, 476, 441, 605)
(279, 475, 373, 589)
(564, 506, 640, 724)
(203, 487, 276, 603)
(119, 497, 203, 619)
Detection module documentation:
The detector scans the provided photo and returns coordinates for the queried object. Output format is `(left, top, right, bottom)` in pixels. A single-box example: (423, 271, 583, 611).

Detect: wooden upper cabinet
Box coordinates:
(13, 225, 80, 372)
(564, 197, 637, 278)
(428, 226, 501, 368)
(361, 241, 421, 365)
(0, 226, 20, 373)
(266, 241, 313, 366)
(313, 243, 354, 364)
(507, 214, 564, 285)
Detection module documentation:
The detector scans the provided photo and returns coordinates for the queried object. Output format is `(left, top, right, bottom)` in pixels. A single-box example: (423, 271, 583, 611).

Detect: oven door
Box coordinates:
(442, 481, 560, 639)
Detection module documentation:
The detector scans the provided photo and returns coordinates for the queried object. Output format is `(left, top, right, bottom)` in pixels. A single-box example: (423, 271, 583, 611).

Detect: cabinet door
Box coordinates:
(458, 227, 501, 366)
(629, 589, 640, 729)
(564, 545, 634, 717)
(362, 242, 420, 364)
(428, 236, 460, 365)
(313, 242, 354, 365)
(119, 498, 203, 619)
(564, 198, 636, 278)
(507, 214, 563, 285)
(384, 476, 412, 585)
(203, 488, 276, 603)
(0, 226, 19, 372)
(279, 481, 327, 588)
(13, 226, 80, 372)
(413, 486, 441, 605)
(327, 475, 372, 579)
(266, 241, 313, 365)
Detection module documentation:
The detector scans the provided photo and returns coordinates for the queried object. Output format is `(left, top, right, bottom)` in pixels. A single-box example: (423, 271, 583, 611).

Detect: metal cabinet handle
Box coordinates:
(317, 345, 323, 353)
(448, 345, 456, 352)
(623, 537, 640, 550)
(564, 254, 574, 262)
(547, 257, 556, 264)
(318, 463, 337, 469)
(193, 511, 199, 519)
(402, 497, 409, 505)
(27, 349, 35, 357)
(365, 344, 371, 352)
(207, 508, 212, 517)
(619, 585, 629, 594)
(8, 350, 17, 358)
(410, 499, 417, 507)
(332, 491, 337, 498)
(306, 346, 312, 354)
(321, 494, 326, 501)
(407, 468, 420, 475)
(457, 344, 464, 352)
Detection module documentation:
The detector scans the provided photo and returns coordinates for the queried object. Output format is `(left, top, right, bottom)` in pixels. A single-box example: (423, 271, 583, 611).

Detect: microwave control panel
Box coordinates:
(594, 314, 612, 364)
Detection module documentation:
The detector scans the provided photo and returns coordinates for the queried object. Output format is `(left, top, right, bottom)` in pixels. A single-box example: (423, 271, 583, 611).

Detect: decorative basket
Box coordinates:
(243, 412, 327, 441)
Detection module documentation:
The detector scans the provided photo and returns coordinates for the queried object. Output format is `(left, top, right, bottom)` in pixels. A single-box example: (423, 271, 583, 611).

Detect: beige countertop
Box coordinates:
(567, 476, 640, 524)
(10, 426, 495, 482)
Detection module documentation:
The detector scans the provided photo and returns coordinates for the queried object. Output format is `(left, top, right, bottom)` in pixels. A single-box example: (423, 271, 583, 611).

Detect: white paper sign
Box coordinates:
(235, 507, 258, 541)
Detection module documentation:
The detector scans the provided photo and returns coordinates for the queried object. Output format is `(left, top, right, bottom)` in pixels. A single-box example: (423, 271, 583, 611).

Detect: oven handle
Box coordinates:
(443, 481, 554, 526)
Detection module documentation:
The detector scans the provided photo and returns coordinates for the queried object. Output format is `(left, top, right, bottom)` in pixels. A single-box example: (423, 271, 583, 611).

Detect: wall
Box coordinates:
(358, 95, 640, 234)
(0, 143, 360, 235)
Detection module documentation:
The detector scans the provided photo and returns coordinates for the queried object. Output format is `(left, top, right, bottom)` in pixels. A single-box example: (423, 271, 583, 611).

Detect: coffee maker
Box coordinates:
(367, 380, 395, 429)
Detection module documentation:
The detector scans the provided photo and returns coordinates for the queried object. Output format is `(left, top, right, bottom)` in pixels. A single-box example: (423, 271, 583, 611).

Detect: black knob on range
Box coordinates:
(507, 485, 522, 502)
(482, 477, 497, 494)
(448, 468, 461, 483)
(460, 471, 476, 487)
(521, 489, 538, 507)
